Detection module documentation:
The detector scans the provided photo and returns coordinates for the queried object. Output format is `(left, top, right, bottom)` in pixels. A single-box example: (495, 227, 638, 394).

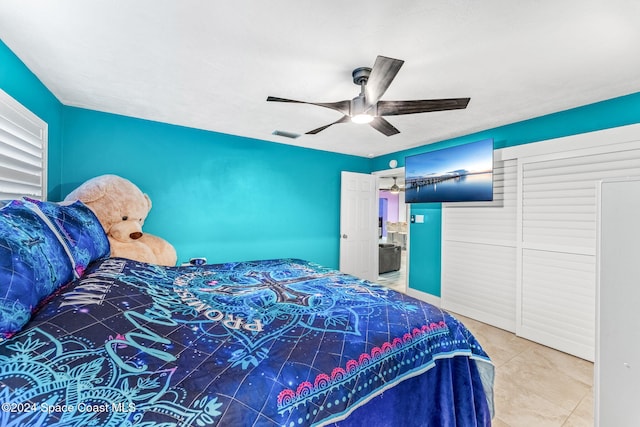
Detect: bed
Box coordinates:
(0, 198, 494, 426)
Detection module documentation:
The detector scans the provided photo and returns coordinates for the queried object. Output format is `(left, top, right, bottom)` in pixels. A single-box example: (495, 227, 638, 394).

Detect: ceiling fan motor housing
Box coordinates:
(351, 66, 375, 118)
(351, 94, 376, 117)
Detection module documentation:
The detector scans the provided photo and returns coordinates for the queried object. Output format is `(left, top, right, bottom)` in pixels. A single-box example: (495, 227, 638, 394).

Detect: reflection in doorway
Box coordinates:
(377, 173, 408, 292)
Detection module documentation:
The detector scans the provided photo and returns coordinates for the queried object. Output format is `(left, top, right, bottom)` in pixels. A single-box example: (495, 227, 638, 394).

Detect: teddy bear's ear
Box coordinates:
(144, 193, 152, 211)
(65, 177, 108, 203)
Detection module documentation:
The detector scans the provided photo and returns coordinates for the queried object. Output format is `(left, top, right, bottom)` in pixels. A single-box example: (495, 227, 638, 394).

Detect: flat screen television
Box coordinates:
(404, 138, 494, 203)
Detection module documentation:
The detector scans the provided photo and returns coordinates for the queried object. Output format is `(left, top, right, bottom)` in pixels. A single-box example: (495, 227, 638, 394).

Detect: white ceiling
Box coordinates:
(1, 1, 639, 158)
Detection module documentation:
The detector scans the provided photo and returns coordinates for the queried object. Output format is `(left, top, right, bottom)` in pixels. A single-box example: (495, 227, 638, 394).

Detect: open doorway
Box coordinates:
(374, 168, 409, 292)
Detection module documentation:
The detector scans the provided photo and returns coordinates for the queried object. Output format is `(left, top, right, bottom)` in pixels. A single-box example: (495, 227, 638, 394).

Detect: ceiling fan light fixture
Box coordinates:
(351, 113, 374, 124)
(388, 177, 402, 194)
(350, 93, 374, 124)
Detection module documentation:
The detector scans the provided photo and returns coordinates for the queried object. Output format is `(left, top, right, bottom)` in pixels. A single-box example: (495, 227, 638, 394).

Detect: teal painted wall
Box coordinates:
(407, 205, 442, 296)
(5, 36, 640, 289)
(372, 91, 640, 297)
(0, 40, 64, 200)
(1, 38, 371, 269)
(61, 107, 371, 267)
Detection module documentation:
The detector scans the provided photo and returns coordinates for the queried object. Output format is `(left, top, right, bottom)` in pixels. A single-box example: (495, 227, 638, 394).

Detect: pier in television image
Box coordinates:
(404, 138, 494, 203)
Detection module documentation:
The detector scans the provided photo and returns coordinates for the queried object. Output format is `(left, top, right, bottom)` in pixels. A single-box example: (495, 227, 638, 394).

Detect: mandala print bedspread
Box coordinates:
(0, 258, 493, 426)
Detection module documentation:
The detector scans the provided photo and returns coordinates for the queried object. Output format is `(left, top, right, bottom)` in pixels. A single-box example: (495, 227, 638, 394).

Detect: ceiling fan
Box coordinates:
(380, 177, 404, 194)
(267, 55, 470, 136)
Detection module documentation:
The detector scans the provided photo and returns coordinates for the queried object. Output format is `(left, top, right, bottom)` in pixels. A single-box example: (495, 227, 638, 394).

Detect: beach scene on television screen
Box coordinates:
(405, 138, 494, 203)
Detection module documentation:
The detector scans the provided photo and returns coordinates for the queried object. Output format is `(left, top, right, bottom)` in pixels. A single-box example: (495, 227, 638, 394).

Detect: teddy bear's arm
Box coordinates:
(138, 233, 178, 266)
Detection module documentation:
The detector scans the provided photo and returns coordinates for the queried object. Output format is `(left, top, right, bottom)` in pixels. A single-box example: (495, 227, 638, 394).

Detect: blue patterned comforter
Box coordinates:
(0, 257, 493, 426)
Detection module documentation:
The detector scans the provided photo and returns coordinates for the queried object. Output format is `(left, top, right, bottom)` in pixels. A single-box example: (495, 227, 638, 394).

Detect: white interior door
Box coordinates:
(340, 171, 378, 281)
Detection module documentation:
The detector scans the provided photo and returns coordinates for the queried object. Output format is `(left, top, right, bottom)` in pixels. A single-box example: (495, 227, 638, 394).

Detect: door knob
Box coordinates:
(342, 234, 348, 239)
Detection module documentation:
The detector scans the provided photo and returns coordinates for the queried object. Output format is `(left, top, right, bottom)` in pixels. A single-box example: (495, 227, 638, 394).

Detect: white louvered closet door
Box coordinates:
(442, 124, 640, 361)
(517, 145, 640, 361)
(442, 157, 518, 332)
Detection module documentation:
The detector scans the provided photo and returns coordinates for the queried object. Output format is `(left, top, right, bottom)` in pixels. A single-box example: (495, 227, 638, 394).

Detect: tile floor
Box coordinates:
(455, 314, 594, 426)
(377, 261, 594, 426)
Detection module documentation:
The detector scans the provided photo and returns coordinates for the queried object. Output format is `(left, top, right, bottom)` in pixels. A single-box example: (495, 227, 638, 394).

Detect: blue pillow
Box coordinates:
(0, 200, 74, 339)
(23, 198, 110, 276)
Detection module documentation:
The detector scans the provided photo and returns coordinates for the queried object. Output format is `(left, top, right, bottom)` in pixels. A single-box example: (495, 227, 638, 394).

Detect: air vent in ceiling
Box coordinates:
(272, 130, 301, 139)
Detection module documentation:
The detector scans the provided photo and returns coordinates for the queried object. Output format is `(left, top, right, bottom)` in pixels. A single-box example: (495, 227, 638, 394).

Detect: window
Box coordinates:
(0, 88, 47, 200)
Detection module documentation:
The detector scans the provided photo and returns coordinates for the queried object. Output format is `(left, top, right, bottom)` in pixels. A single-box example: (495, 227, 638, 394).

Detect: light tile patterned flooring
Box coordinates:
(455, 314, 594, 427)
(376, 256, 594, 426)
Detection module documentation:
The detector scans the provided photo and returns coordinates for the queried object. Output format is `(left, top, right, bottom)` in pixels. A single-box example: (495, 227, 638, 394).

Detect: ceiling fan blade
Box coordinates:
(267, 96, 350, 115)
(365, 56, 404, 106)
(377, 98, 470, 116)
(369, 117, 400, 136)
(306, 115, 351, 135)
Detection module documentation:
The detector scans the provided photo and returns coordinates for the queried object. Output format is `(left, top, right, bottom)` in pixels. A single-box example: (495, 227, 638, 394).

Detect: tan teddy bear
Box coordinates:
(64, 174, 177, 266)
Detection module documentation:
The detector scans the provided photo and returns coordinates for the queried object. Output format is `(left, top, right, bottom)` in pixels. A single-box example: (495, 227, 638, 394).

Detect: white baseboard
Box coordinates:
(406, 287, 441, 307)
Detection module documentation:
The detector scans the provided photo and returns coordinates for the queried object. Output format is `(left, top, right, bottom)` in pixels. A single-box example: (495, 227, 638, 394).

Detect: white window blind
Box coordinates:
(0, 88, 47, 200)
